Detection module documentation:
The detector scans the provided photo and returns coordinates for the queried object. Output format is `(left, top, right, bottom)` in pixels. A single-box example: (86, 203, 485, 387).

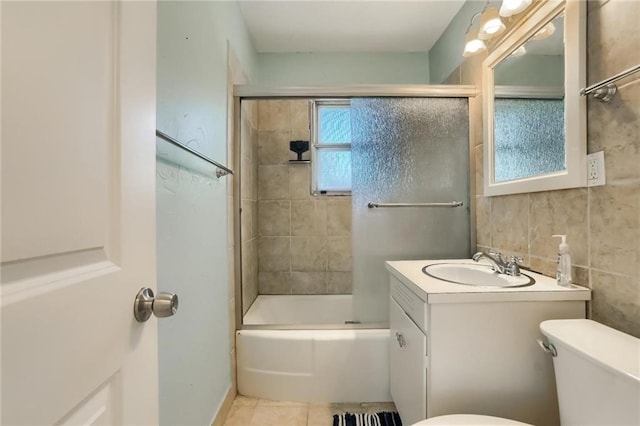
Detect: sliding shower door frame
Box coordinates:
(232, 85, 480, 331)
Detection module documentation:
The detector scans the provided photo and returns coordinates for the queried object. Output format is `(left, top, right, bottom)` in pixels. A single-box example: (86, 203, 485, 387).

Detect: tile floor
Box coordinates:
(223, 396, 397, 426)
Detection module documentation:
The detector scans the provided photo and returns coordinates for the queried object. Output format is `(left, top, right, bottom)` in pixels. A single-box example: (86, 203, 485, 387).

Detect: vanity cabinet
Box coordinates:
(390, 290, 426, 425)
(387, 263, 590, 426)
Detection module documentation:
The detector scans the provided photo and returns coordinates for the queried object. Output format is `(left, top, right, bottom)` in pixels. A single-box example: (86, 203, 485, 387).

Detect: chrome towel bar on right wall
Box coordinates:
(580, 63, 640, 102)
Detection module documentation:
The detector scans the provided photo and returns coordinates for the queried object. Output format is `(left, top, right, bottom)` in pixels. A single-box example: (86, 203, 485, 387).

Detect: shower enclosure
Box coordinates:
(233, 88, 474, 402)
(237, 94, 471, 328)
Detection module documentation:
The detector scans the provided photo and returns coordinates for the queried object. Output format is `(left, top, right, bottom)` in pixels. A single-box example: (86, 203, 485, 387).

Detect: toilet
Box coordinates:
(412, 319, 640, 426)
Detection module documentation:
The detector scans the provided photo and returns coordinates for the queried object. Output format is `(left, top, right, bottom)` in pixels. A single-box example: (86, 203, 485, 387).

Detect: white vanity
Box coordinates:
(386, 259, 590, 426)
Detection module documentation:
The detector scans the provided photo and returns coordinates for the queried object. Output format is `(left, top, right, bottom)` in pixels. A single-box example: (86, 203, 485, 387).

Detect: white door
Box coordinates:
(1, 2, 158, 425)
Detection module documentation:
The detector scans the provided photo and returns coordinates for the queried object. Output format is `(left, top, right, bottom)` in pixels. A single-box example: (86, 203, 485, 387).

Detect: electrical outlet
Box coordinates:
(587, 151, 606, 186)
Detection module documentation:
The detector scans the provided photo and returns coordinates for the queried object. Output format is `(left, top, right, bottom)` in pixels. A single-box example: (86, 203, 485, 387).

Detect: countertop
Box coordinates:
(386, 258, 591, 304)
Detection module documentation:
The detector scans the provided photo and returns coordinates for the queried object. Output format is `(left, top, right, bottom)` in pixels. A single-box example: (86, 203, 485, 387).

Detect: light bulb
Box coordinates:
(479, 7, 506, 40)
(463, 21, 487, 57)
(499, 0, 532, 18)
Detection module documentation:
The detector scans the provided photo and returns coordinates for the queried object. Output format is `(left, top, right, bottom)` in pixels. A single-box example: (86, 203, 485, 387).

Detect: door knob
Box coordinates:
(134, 287, 179, 322)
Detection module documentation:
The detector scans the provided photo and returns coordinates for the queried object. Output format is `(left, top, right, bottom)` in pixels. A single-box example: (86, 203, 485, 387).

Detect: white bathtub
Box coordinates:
(237, 295, 391, 403)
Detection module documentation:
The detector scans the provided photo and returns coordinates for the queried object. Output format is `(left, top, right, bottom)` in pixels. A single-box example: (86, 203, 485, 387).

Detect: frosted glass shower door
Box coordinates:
(351, 98, 470, 324)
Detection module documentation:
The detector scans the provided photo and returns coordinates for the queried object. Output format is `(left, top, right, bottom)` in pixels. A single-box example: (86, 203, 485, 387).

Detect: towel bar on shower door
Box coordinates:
(367, 201, 463, 208)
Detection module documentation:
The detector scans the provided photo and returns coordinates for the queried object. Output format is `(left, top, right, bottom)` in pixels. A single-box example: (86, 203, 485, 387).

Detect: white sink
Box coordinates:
(422, 263, 535, 287)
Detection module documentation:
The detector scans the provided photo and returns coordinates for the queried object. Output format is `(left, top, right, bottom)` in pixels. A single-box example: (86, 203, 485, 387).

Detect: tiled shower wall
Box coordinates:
(446, 0, 639, 337)
(255, 100, 353, 295)
(240, 100, 259, 315)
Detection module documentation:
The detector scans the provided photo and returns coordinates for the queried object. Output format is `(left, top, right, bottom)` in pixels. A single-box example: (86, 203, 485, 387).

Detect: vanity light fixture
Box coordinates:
(499, 0, 532, 18)
(531, 22, 556, 40)
(462, 13, 487, 57)
(478, 7, 506, 40)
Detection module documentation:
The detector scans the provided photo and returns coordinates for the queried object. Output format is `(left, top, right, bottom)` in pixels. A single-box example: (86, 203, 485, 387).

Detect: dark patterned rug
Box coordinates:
(333, 411, 402, 426)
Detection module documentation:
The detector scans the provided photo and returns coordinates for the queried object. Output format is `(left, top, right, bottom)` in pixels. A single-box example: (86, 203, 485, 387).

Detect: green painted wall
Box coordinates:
(428, 0, 485, 84)
(257, 52, 430, 85)
(494, 54, 564, 86)
(156, 2, 256, 425)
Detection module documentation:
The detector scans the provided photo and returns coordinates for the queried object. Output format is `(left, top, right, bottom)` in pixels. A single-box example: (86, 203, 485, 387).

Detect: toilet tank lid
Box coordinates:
(540, 319, 640, 383)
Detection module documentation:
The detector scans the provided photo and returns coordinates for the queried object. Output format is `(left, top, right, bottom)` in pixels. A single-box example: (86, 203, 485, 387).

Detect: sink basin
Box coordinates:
(422, 263, 535, 287)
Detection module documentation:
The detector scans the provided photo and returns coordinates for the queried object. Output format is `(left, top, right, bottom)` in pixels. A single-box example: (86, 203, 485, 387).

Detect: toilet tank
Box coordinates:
(540, 319, 640, 426)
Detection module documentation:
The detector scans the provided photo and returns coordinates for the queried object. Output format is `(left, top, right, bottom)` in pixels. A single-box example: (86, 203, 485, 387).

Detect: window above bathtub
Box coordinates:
(311, 99, 352, 195)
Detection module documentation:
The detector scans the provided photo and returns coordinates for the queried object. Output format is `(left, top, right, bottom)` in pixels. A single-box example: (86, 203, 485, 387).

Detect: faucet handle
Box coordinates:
(489, 250, 504, 263)
(506, 256, 523, 276)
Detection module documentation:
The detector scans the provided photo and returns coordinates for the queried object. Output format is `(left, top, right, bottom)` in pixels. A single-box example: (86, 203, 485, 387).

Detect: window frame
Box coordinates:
(310, 99, 352, 196)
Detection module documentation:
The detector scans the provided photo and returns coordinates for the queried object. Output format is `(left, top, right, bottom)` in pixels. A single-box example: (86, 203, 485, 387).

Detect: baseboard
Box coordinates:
(211, 385, 237, 426)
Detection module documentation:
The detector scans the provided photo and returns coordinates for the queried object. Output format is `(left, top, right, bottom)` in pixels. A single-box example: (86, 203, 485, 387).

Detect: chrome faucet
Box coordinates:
(472, 251, 523, 276)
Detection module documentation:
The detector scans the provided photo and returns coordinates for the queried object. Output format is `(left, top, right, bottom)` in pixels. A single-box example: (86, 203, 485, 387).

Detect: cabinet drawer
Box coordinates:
(390, 275, 428, 333)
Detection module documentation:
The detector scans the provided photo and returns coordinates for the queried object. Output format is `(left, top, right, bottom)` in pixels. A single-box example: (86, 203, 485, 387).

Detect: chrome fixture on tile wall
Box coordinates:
(580, 64, 640, 103)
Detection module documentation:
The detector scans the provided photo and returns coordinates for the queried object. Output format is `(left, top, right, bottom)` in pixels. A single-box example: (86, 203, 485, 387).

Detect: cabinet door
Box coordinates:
(390, 298, 427, 426)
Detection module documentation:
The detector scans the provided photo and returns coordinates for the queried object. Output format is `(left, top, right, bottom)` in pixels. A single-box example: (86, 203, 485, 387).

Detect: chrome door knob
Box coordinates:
(134, 287, 179, 322)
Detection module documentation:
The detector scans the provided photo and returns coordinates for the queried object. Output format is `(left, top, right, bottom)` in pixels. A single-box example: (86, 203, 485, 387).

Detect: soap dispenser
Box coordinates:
(552, 235, 572, 287)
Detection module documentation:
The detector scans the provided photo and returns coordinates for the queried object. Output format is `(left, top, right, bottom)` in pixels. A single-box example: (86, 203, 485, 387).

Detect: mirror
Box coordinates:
(483, 0, 586, 196)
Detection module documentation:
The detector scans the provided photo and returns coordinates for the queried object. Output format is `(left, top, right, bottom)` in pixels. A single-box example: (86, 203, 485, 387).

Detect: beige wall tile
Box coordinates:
(474, 145, 483, 196)
(258, 200, 290, 237)
(250, 99, 352, 296)
(461, 52, 486, 85)
(258, 100, 289, 131)
(291, 237, 327, 271)
(290, 100, 310, 131)
(291, 272, 326, 294)
(241, 100, 258, 129)
(529, 256, 556, 278)
(573, 266, 590, 287)
(258, 237, 290, 272)
(529, 257, 590, 287)
(258, 165, 289, 200)
(591, 270, 640, 338)
(240, 118, 257, 201)
(327, 272, 352, 294)
(529, 188, 589, 266)
(475, 196, 491, 247)
(327, 197, 352, 236)
(258, 130, 291, 165)
(291, 199, 327, 237)
(587, 0, 640, 83)
(290, 164, 312, 200)
(327, 237, 352, 272)
(241, 239, 258, 314)
(491, 194, 529, 254)
(258, 271, 291, 294)
(240, 200, 255, 242)
(587, 82, 640, 183)
(590, 183, 640, 276)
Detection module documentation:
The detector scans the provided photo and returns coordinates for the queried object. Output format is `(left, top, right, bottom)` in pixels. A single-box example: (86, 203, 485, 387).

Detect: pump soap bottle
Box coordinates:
(553, 234, 572, 287)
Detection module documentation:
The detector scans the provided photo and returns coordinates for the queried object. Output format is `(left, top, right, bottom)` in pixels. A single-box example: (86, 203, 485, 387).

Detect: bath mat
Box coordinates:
(333, 411, 402, 426)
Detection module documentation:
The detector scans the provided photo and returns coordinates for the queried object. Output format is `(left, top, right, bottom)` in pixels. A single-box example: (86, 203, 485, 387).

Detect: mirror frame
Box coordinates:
(482, 0, 586, 197)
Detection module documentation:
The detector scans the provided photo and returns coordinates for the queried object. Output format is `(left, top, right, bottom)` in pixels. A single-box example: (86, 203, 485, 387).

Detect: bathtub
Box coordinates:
(237, 295, 391, 403)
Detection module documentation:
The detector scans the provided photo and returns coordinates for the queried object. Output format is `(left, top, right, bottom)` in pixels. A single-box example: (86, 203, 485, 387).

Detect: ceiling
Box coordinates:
(237, 0, 467, 53)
